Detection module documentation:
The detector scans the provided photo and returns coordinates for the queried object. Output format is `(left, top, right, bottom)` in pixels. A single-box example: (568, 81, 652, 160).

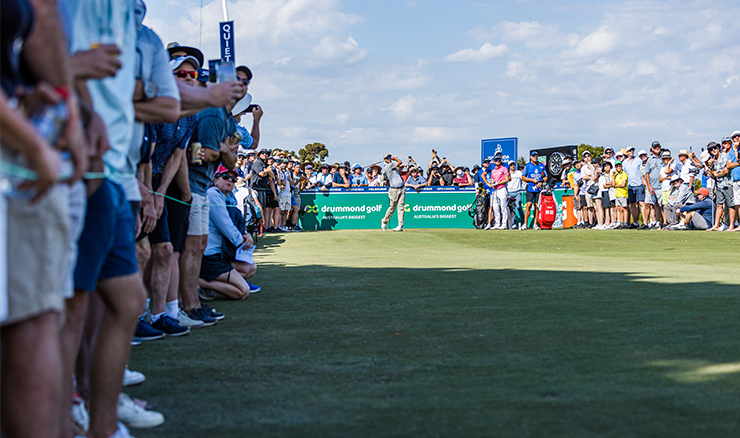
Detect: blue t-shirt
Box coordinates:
(333, 172, 351, 186)
(351, 173, 369, 185)
(729, 150, 740, 181)
(151, 115, 197, 175)
(188, 107, 236, 196)
(523, 162, 547, 193)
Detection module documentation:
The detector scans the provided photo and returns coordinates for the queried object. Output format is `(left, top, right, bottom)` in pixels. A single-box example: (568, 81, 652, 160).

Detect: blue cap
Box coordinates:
(197, 68, 209, 82)
(530, 150, 539, 156)
(353, 164, 362, 170)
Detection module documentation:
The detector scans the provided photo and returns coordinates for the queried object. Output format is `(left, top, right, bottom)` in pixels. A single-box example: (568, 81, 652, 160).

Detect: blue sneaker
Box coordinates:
(131, 337, 142, 346)
(150, 314, 190, 337)
(247, 282, 261, 294)
(187, 307, 217, 327)
(134, 319, 164, 341)
(201, 304, 225, 321)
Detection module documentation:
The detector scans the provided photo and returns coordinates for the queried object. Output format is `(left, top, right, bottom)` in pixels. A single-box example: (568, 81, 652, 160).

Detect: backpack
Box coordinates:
(468, 191, 490, 229)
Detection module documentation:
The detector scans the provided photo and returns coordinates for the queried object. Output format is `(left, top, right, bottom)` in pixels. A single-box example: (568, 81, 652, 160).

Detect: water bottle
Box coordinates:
(1, 101, 68, 199)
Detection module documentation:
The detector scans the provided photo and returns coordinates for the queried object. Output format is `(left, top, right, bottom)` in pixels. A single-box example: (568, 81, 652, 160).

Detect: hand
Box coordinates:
(273, 193, 279, 201)
(141, 201, 157, 234)
(19, 143, 61, 203)
(133, 79, 145, 102)
(70, 46, 122, 80)
(251, 105, 263, 121)
(241, 233, 253, 249)
(207, 82, 244, 108)
(153, 194, 165, 219)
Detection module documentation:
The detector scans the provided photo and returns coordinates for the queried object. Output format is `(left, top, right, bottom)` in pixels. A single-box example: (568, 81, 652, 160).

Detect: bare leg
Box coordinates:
(1, 312, 64, 438)
(594, 198, 604, 225)
(150, 242, 173, 315)
(710, 205, 724, 230)
(198, 270, 249, 300)
(168, 252, 180, 303)
(76, 292, 104, 403)
(524, 202, 532, 227)
(179, 235, 207, 312)
(87, 274, 146, 438)
(61, 291, 90, 438)
(232, 260, 256, 279)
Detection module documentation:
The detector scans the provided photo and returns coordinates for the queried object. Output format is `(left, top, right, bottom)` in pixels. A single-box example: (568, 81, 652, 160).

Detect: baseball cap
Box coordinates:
(305, 163, 313, 168)
(700, 151, 711, 162)
(651, 141, 661, 148)
(197, 68, 209, 83)
(169, 55, 200, 71)
(615, 160, 623, 165)
(258, 148, 270, 154)
(166, 43, 204, 68)
(337, 163, 346, 168)
(582, 151, 591, 157)
(732, 130, 740, 138)
(697, 187, 709, 197)
(530, 150, 539, 156)
(626, 146, 635, 151)
(707, 141, 720, 149)
(320, 163, 330, 169)
(236, 65, 252, 81)
(604, 147, 614, 153)
(384, 153, 392, 159)
(722, 136, 732, 143)
(215, 164, 237, 178)
(352, 164, 362, 170)
(678, 149, 689, 157)
(237, 151, 247, 158)
(482, 158, 491, 164)
(670, 175, 682, 183)
(246, 150, 256, 155)
(231, 93, 253, 116)
(638, 149, 648, 156)
(661, 151, 671, 158)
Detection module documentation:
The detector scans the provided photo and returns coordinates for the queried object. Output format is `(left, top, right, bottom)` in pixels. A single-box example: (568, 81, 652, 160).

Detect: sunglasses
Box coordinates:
(240, 78, 250, 85)
(174, 70, 198, 79)
(220, 174, 237, 182)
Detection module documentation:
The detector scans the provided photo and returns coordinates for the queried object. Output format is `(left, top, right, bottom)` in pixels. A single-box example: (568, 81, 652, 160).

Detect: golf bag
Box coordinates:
(469, 190, 490, 229)
(538, 186, 556, 230)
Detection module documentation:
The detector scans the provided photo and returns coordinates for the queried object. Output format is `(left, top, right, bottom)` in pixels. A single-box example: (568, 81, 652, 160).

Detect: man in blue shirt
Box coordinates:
(644, 141, 664, 228)
(350, 164, 369, 186)
(521, 150, 547, 230)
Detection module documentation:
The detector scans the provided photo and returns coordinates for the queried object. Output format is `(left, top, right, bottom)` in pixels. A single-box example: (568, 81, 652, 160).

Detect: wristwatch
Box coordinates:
(143, 81, 158, 100)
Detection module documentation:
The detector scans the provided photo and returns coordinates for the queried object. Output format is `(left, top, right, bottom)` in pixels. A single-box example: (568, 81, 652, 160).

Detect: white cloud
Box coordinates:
(561, 26, 618, 59)
(309, 36, 368, 65)
(633, 59, 659, 77)
(389, 94, 417, 118)
(445, 43, 509, 62)
(334, 113, 349, 123)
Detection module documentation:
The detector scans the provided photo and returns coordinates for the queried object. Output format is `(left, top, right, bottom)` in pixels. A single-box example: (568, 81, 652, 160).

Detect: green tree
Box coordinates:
(517, 156, 526, 167)
(577, 144, 604, 160)
(270, 148, 297, 158)
(298, 142, 330, 168)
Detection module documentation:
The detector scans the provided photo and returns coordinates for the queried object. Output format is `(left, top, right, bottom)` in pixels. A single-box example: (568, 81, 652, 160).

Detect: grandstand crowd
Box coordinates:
(2, 0, 739, 437)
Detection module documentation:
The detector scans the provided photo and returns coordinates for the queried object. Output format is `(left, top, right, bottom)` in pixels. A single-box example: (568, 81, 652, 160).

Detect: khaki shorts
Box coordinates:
(4, 185, 70, 325)
(187, 193, 210, 236)
(585, 194, 595, 208)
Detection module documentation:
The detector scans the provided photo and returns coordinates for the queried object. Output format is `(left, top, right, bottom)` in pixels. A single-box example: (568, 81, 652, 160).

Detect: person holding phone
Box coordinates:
(521, 151, 547, 230)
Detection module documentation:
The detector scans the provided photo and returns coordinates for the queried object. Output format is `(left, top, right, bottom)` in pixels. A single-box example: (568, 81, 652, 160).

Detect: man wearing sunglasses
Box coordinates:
(230, 65, 263, 153)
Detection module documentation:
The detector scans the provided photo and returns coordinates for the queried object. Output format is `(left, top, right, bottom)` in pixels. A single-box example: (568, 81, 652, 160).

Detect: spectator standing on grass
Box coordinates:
(658, 150, 676, 210)
(507, 162, 525, 229)
(381, 154, 405, 232)
(613, 161, 629, 228)
(483, 154, 510, 229)
(598, 161, 614, 229)
(706, 140, 734, 231)
(623, 147, 644, 228)
(522, 151, 547, 230)
(579, 151, 596, 228)
(637, 149, 651, 229)
(728, 132, 740, 231)
(677, 150, 697, 191)
(644, 141, 664, 229)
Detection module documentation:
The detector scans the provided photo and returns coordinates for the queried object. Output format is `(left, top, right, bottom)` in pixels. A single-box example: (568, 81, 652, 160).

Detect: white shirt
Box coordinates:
(507, 170, 524, 192)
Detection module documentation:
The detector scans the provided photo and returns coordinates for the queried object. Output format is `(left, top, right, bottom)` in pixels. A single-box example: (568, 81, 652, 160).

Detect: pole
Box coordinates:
(221, 0, 229, 21)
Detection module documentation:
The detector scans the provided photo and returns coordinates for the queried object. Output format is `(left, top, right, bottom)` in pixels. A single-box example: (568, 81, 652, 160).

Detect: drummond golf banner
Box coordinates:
(299, 187, 477, 230)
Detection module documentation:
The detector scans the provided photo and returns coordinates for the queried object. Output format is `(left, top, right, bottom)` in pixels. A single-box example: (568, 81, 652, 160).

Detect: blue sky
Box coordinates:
(144, 0, 740, 167)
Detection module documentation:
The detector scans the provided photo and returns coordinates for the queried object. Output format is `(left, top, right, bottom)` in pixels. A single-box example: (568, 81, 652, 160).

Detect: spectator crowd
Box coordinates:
(1, 1, 738, 438)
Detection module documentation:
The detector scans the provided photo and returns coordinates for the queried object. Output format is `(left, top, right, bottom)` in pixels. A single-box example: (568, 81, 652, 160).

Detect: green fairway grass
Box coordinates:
(131, 229, 740, 438)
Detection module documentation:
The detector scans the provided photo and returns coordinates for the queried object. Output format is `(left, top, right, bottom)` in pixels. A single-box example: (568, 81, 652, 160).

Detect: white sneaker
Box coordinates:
(720, 223, 729, 231)
(484, 224, 491, 230)
(123, 367, 145, 387)
(109, 422, 136, 438)
(381, 222, 386, 231)
(71, 395, 89, 433)
(117, 393, 164, 429)
(177, 309, 205, 329)
(674, 223, 687, 230)
(520, 224, 527, 230)
(392, 226, 403, 232)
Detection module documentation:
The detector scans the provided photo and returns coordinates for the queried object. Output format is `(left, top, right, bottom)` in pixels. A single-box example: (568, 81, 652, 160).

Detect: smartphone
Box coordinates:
(245, 104, 259, 112)
(208, 60, 219, 82)
(216, 60, 236, 83)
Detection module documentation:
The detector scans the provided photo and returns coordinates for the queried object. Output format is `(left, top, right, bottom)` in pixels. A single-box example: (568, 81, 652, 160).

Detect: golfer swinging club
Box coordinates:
(381, 153, 405, 232)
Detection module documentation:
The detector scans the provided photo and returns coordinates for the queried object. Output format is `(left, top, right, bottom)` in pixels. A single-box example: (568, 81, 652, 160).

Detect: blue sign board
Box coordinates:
(219, 21, 235, 62)
(481, 137, 517, 165)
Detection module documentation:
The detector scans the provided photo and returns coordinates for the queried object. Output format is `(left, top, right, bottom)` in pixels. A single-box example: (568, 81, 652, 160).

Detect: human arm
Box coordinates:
(177, 82, 244, 118)
(248, 106, 262, 150)
(133, 94, 180, 124)
(207, 189, 244, 246)
(138, 162, 157, 234)
(153, 147, 184, 217)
